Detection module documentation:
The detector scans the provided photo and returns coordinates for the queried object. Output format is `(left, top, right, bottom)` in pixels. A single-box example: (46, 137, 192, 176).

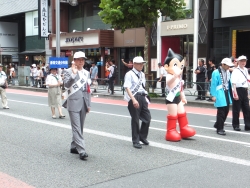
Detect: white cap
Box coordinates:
(237, 55, 247, 61)
(221, 58, 234, 67)
(32, 64, 36, 67)
(73, 51, 87, 59)
(133, 56, 146, 63)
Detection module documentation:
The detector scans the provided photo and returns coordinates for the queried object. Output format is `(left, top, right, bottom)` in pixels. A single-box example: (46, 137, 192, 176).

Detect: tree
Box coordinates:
(99, 0, 187, 73)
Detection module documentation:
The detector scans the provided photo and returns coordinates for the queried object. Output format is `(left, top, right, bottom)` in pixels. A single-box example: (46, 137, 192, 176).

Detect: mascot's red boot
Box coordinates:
(166, 115, 181, 141)
(178, 112, 196, 138)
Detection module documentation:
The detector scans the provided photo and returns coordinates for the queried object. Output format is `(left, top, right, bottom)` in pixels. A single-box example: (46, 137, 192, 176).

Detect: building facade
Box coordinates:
(212, 0, 250, 66)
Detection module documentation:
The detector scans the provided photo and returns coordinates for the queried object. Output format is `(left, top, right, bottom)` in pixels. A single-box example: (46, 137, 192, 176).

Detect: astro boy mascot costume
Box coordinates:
(164, 48, 196, 142)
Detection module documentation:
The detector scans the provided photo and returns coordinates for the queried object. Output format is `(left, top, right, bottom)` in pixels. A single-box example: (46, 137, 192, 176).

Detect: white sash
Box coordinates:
(62, 72, 87, 99)
(124, 74, 143, 101)
(166, 80, 181, 102)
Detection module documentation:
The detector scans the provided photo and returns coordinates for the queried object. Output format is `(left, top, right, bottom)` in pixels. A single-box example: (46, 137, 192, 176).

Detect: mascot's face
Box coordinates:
(164, 58, 184, 75)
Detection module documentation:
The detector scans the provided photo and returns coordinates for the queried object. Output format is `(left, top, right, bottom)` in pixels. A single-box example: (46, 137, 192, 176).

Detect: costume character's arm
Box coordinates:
(165, 73, 180, 86)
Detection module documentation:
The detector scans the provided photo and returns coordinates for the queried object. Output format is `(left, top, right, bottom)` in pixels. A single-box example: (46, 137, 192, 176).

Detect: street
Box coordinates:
(0, 89, 250, 188)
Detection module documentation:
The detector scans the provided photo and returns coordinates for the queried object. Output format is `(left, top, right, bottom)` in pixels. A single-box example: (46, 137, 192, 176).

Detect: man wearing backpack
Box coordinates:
(108, 59, 117, 95)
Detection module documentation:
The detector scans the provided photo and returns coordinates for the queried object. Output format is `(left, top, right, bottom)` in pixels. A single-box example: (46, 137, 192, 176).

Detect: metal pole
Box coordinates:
(193, 0, 199, 86)
(56, 0, 60, 57)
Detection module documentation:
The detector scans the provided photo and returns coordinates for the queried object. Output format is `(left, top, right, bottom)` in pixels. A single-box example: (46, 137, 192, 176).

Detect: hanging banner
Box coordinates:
(49, 57, 69, 68)
(232, 30, 237, 58)
(38, 0, 48, 38)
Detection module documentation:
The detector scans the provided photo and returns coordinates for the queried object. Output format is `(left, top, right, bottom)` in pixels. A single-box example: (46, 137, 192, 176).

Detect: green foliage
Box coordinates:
(148, 92, 158, 98)
(99, 0, 186, 32)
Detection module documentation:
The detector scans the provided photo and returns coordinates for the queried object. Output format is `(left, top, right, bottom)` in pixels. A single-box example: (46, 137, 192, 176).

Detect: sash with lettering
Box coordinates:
(124, 72, 143, 101)
(62, 71, 87, 99)
(166, 80, 181, 102)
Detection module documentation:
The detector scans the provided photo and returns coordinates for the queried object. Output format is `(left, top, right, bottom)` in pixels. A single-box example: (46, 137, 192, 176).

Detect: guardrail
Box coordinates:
(90, 78, 211, 97)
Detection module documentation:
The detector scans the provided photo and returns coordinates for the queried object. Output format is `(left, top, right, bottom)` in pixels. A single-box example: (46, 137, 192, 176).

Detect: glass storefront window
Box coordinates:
(68, 0, 111, 32)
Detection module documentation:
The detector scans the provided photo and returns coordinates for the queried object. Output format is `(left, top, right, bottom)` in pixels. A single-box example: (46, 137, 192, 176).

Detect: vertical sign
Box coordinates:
(151, 58, 158, 71)
(232, 30, 237, 58)
(39, 0, 48, 37)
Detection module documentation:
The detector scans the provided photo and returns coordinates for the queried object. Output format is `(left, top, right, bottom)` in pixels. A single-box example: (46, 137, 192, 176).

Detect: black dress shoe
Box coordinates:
(140, 138, 149, 145)
(245, 126, 250, 131)
(70, 148, 78, 154)
(195, 97, 201, 100)
(79, 152, 88, 160)
(233, 127, 241, 131)
(217, 130, 226, 135)
(133, 143, 142, 149)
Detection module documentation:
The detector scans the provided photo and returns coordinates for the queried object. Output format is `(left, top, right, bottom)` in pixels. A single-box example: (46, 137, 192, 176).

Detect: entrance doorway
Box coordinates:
(236, 30, 250, 67)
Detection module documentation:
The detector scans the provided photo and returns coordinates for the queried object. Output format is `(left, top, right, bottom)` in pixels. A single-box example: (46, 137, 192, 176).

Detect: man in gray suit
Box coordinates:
(63, 51, 91, 160)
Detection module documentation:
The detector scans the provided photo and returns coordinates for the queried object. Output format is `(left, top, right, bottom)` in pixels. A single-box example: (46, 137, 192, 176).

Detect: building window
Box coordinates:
(34, 17, 38, 27)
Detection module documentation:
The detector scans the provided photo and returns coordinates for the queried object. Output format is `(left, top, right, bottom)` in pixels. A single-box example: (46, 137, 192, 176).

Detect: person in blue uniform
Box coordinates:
(210, 58, 234, 135)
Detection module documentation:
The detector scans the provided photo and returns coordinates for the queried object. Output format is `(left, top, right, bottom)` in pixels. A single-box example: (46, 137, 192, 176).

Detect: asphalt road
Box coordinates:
(0, 89, 250, 188)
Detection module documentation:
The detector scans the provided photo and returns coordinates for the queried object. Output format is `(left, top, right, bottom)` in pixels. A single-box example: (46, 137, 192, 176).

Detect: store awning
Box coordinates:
(19, 49, 45, 55)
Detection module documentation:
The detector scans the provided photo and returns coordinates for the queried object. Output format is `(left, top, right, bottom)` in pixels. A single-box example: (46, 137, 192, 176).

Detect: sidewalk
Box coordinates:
(8, 85, 216, 108)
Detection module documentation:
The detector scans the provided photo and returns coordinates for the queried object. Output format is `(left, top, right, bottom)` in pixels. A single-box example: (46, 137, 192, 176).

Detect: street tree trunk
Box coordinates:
(144, 25, 150, 74)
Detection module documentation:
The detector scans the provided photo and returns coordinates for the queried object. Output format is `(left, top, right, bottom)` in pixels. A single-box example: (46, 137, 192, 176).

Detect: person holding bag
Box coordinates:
(46, 68, 65, 119)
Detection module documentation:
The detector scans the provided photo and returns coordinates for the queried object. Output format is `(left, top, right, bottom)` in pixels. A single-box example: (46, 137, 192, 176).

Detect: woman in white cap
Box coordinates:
(45, 68, 65, 119)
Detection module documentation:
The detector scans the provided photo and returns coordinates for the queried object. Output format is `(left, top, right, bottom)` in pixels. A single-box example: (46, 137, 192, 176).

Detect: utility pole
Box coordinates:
(193, 0, 199, 86)
(56, 0, 60, 57)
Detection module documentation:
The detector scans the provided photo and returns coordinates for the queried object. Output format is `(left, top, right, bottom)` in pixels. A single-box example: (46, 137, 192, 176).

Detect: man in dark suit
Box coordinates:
(63, 51, 91, 160)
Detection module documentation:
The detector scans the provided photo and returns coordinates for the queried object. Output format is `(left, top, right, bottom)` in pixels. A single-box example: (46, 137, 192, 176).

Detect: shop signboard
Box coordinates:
(49, 57, 68, 68)
(151, 58, 158, 71)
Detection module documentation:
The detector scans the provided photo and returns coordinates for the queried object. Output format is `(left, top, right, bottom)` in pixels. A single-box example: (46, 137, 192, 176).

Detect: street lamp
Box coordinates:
(55, 0, 78, 57)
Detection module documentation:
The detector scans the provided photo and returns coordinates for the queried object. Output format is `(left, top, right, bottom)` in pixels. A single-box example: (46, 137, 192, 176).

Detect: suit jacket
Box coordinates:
(63, 68, 91, 112)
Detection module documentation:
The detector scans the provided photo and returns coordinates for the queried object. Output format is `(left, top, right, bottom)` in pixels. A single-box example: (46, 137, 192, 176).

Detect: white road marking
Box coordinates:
(8, 99, 47, 106)
(210, 120, 244, 126)
(1, 110, 250, 166)
(91, 111, 250, 136)
(4, 99, 250, 147)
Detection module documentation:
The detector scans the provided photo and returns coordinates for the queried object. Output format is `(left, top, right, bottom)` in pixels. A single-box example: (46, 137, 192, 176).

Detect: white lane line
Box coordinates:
(91, 111, 250, 136)
(209, 120, 244, 126)
(5, 98, 250, 146)
(6, 99, 250, 137)
(1, 111, 250, 167)
(149, 127, 250, 146)
(5, 93, 221, 117)
(8, 99, 47, 106)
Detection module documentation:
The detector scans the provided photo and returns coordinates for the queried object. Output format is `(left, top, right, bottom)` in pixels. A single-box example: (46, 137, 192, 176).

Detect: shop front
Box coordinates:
(50, 29, 114, 78)
(114, 27, 145, 83)
(213, 15, 250, 67)
(160, 19, 194, 85)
